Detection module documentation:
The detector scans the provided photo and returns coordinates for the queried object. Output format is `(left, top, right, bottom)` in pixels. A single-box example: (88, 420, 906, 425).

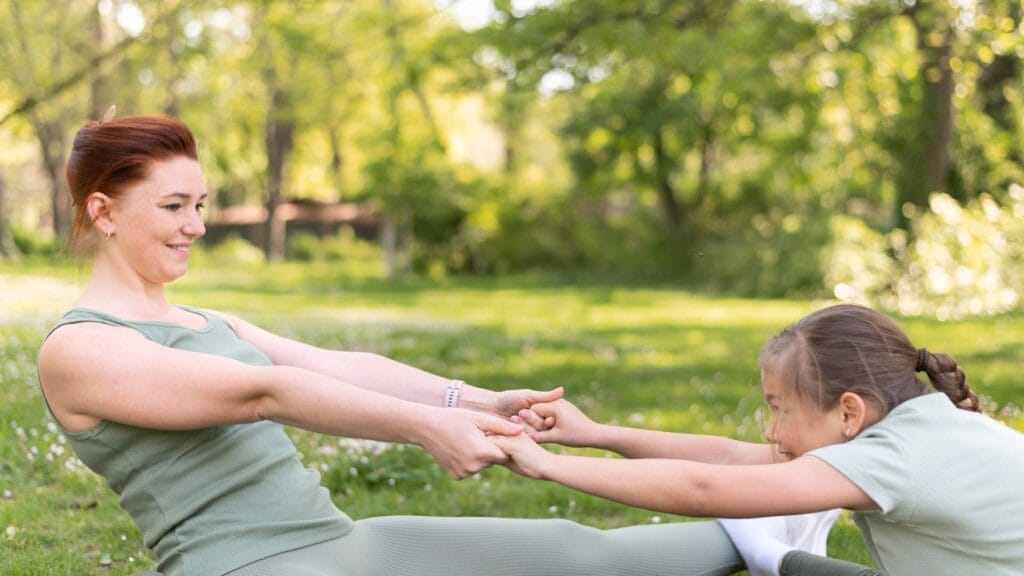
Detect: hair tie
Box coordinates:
(915, 348, 929, 372)
(99, 105, 117, 124)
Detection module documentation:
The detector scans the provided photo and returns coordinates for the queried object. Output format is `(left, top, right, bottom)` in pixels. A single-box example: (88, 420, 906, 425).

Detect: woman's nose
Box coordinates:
(185, 211, 206, 237)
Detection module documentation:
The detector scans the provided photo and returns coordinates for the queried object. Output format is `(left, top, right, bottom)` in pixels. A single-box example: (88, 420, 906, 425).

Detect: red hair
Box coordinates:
(66, 115, 198, 251)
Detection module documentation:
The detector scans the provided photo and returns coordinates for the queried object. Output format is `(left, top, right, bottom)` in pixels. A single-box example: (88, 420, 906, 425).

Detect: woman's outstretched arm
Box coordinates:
(221, 311, 563, 417)
(39, 322, 521, 478)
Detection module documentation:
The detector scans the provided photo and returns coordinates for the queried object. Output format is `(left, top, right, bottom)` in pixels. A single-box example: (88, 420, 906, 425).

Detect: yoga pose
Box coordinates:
(39, 112, 834, 576)
(499, 304, 1024, 575)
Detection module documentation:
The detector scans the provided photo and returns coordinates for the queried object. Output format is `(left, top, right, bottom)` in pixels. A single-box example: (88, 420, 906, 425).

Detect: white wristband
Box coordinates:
(443, 379, 464, 408)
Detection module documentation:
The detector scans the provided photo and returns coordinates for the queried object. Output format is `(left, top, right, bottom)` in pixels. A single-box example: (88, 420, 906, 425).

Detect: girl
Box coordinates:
(498, 304, 1024, 575)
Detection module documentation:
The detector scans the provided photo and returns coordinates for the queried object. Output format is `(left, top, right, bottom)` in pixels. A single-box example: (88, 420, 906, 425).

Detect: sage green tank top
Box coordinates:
(44, 307, 354, 576)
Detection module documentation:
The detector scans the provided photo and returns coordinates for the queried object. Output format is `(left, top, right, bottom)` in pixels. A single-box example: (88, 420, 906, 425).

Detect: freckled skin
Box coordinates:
(104, 157, 208, 286)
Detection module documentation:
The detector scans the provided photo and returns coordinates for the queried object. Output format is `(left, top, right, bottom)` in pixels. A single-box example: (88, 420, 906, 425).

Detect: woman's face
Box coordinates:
(107, 156, 207, 284)
(761, 370, 847, 460)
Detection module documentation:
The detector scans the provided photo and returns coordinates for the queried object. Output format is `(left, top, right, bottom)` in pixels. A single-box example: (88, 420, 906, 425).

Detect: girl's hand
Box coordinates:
(512, 399, 599, 447)
(489, 432, 553, 480)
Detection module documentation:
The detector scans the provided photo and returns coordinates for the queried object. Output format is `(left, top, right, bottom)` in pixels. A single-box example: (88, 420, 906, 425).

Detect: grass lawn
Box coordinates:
(2, 260, 1022, 575)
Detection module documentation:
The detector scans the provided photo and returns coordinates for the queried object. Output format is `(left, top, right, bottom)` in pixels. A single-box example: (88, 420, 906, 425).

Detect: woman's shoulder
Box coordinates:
(40, 312, 146, 364)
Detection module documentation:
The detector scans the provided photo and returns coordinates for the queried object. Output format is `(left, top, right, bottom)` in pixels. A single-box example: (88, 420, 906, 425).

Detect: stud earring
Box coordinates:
(843, 428, 853, 439)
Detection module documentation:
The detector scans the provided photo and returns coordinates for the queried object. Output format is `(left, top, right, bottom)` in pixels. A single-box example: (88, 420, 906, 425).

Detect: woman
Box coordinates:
(39, 111, 830, 576)
(499, 304, 1024, 575)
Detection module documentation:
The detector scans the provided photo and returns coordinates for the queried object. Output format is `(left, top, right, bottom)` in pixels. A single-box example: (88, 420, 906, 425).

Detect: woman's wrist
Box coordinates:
(442, 379, 465, 408)
(454, 383, 497, 411)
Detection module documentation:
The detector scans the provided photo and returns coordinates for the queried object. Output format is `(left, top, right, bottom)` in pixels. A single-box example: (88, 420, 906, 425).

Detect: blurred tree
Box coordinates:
(0, 168, 20, 258)
(0, 0, 186, 240)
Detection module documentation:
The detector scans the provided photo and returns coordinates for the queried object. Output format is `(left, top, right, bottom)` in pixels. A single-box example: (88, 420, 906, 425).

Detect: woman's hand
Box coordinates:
(512, 399, 600, 447)
(418, 408, 523, 480)
(488, 432, 553, 480)
(486, 386, 563, 423)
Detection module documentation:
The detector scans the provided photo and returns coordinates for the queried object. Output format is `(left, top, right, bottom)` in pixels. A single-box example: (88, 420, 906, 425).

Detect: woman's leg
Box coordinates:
(221, 516, 742, 576)
(780, 551, 883, 576)
(340, 515, 744, 576)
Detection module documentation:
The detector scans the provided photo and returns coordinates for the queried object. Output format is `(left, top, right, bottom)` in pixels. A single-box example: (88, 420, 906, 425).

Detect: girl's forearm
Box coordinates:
(528, 451, 859, 518)
(593, 424, 772, 464)
(537, 453, 717, 516)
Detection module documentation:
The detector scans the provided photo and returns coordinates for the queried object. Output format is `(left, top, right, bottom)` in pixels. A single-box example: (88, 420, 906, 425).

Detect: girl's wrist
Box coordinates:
(536, 450, 565, 481)
(591, 423, 628, 452)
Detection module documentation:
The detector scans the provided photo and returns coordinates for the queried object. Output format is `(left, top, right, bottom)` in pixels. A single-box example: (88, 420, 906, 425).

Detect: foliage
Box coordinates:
(0, 0, 1023, 303)
(825, 187, 1024, 319)
(286, 226, 384, 267)
(10, 227, 61, 259)
(192, 233, 265, 267)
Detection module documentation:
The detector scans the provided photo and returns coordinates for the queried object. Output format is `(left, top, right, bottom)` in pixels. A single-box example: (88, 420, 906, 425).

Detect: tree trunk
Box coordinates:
(0, 169, 22, 259)
(329, 126, 345, 202)
(89, 0, 110, 120)
(263, 88, 294, 262)
(381, 0, 410, 281)
(695, 120, 715, 213)
(652, 126, 680, 229)
(896, 6, 955, 229)
(921, 39, 954, 200)
(381, 211, 410, 281)
(32, 115, 72, 239)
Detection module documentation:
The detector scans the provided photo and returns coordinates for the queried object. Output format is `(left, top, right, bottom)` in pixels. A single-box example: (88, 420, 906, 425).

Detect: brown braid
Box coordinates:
(918, 350, 982, 413)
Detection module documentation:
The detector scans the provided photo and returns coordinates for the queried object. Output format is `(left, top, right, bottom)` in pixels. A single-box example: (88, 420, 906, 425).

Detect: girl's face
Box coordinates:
(107, 156, 207, 284)
(761, 370, 848, 460)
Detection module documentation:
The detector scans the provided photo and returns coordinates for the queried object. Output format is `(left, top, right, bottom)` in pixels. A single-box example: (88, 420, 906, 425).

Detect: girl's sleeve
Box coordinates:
(808, 425, 917, 520)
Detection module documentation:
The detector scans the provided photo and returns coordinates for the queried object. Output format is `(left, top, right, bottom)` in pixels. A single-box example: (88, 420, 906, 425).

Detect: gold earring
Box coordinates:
(106, 231, 112, 240)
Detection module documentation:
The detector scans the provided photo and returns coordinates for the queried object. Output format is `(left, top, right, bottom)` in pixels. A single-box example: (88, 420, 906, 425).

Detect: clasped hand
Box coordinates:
(489, 398, 600, 480)
(423, 387, 565, 479)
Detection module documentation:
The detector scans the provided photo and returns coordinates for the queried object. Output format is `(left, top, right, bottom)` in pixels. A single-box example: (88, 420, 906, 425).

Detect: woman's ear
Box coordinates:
(837, 392, 874, 436)
(86, 192, 115, 236)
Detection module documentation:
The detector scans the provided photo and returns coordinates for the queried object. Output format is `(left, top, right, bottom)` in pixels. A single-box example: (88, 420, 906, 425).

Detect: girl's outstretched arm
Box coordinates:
(517, 400, 772, 465)
(491, 432, 874, 517)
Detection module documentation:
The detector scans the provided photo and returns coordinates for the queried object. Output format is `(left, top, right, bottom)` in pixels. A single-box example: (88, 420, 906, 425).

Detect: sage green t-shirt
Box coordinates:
(45, 307, 354, 576)
(810, 393, 1024, 575)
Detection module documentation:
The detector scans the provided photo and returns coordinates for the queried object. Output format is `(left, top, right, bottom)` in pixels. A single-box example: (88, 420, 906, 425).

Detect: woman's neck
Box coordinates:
(76, 254, 171, 318)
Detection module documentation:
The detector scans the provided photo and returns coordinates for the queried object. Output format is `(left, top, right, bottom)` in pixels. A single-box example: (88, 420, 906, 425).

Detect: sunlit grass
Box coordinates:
(2, 260, 1021, 574)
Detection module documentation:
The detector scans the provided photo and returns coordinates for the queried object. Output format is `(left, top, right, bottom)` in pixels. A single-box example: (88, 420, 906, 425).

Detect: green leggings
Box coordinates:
(223, 515, 744, 576)
(781, 551, 883, 576)
(218, 516, 884, 576)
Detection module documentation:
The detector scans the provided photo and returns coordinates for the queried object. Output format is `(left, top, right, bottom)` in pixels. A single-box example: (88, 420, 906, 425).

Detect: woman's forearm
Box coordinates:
(254, 364, 434, 443)
(252, 364, 517, 479)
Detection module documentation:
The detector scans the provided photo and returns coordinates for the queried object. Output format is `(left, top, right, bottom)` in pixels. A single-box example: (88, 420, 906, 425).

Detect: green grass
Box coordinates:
(2, 260, 1022, 574)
